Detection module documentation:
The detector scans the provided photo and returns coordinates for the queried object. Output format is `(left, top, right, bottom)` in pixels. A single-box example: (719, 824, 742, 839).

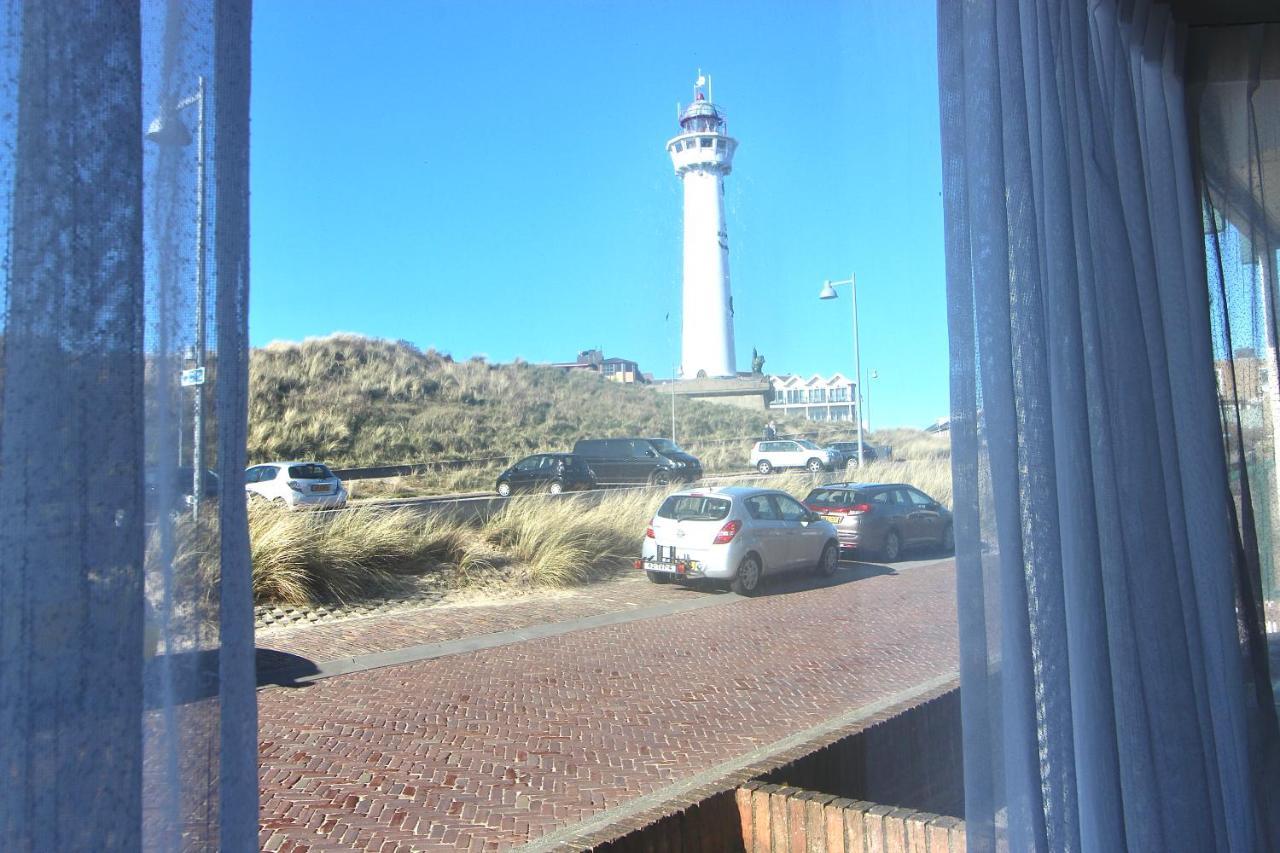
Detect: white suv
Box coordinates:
(750, 439, 837, 474)
(246, 461, 348, 509)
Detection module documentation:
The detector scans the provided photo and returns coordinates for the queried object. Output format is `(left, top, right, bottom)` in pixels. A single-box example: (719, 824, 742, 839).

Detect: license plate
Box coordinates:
(822, 514, 843, 523)
(310, 484, 332, 493)
(649, 562, 678, 573)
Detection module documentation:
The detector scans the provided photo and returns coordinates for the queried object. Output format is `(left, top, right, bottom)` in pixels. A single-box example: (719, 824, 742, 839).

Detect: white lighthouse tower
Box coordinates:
(668, 74, 738, 379)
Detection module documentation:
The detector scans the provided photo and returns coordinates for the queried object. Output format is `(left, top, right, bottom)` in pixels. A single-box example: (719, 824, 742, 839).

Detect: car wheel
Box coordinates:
(817, 543, 839, 577)
(650, 470, 672, 487)
(806, 458, 823, 473)
(731, 554, 764, 596)
(646, 570, 672, 585)
(881, 529, 902, 562)
(497, 482, 512, 497)
(756, 460, 773, 475)
(548, 481, 563, 495)
(940, 524, 955, 554)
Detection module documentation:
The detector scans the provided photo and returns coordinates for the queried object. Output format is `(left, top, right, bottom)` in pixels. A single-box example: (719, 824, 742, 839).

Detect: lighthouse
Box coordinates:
(668, 74, 738, 379)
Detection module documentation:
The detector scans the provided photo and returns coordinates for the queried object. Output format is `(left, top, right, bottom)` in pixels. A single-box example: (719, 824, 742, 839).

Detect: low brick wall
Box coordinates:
(735, 783, 967, 853)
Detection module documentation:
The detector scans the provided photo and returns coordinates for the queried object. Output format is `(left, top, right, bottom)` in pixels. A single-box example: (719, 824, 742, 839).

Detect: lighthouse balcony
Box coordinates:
(667, 133, 736, 174)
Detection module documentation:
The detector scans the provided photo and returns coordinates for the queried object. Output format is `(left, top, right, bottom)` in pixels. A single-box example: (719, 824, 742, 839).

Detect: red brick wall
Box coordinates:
(734, 783, 967, 853)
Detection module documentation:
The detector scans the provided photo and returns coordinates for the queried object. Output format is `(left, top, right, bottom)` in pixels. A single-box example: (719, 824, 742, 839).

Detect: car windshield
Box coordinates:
(650, 439, 683, 455)
(796, 439, 820, 450)
(288, 464, 331, 480)
(656, 494, 731, 521)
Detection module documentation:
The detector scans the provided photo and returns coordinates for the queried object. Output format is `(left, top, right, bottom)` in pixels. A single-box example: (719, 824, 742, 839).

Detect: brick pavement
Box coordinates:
(258, 559, 959, 851)
(256, 574, 701, 664)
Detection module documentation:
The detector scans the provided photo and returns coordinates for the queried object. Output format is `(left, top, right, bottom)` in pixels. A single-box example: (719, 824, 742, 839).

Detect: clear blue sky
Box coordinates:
(250, 1, 948, 428)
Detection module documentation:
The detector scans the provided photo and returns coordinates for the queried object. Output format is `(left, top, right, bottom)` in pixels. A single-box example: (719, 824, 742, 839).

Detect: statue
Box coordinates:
(751, 347, 765, 375)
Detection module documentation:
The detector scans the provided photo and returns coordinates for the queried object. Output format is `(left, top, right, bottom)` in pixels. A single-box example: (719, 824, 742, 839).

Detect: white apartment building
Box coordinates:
(769, 374, 857, 422)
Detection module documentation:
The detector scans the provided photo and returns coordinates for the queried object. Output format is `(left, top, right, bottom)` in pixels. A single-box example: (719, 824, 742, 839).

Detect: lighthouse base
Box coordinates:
(657, 374, 773, 411)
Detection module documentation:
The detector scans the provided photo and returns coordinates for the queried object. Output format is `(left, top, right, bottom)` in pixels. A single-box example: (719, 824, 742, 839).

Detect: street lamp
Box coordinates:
(819, 274, 864, 468)
(147, 76, 208, 522)
(867, 368, 878, 433)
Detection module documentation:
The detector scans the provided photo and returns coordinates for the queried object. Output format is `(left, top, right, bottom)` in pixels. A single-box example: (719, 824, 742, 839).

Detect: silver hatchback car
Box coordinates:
(636, 486, 840, 595)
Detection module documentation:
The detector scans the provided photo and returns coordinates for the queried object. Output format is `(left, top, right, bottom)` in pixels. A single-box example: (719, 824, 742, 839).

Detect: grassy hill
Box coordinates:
(247, 334, 942, 495)
(253, 336, 816, 471)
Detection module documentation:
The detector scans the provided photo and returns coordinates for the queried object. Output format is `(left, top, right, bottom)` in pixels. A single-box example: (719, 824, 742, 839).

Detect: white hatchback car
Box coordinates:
(245, 461, 348, 510)
(636, 486, 839, 595)
(750, 439, 838, 474)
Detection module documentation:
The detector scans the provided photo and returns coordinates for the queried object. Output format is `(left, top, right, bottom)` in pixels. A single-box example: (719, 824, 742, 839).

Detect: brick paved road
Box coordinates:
(258, 559, 959, 851)
(256, 573, 704, 664)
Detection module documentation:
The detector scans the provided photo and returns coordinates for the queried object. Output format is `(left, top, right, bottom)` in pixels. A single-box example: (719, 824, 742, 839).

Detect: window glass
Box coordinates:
(699, 137, 713, 148)
(805, 488, 851, 507)
(656, 495, 731, 521)
(907, 489, 935, 506)
(872, 490, 896, 506)
(516, 456, 540, 471)
(261, 467, 279, 481)
(288, 464, 331, 480)
(773, 494, 811, 522)
(743, 494, 781, 520)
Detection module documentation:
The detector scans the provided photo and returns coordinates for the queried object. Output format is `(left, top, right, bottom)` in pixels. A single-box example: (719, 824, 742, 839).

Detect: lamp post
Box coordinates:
(819, 274, 864, 468)
(867, 368, 878, 433)
(147, 76, 207, 522)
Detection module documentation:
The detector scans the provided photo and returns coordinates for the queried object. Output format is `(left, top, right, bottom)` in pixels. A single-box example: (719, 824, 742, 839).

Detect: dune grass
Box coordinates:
(249, 488, 669, 606)
(249, 443, 953, 607)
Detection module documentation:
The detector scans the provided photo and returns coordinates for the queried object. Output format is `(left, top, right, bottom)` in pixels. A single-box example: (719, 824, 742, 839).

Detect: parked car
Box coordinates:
(636, 486, 839, 595)
(245, 461, 348, 509)
(802, 482, 952, 561)
(827, 441, 892, 467)
(496, 453, 597, 496)
(750, 439, 838, 474)
(572, 437, 702, 486)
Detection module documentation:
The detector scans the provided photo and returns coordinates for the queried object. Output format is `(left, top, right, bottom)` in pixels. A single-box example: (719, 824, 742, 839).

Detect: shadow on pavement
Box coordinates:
(256, 647, 321, 688)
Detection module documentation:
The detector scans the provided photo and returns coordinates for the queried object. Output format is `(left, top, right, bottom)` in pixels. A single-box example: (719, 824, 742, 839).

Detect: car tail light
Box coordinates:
(676, 561, 687, 574)
(645, 523, 655, 539)
(849, 503, 873, 514)
(633, 559, 644, 570)
(287, 480, 304, 493)
(713, 519, 741, 544)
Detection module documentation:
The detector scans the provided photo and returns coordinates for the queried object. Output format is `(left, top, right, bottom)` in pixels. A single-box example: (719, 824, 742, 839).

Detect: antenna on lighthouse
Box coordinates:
(708, 73, 713, 103)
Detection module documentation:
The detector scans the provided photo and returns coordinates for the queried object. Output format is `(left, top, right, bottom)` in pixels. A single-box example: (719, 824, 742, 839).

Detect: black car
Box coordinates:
(571, 437, 702, 487)
(496, 453, 597, 497)
(827, 441, 886, 466)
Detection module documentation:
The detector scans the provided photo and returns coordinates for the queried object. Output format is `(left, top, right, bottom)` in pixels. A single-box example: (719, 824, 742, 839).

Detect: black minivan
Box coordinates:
(571, 437, 702, 487)
(496, 453, 597, 497)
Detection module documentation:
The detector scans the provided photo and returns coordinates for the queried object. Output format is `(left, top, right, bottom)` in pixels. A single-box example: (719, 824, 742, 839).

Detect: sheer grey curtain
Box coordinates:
(0, 1, 255, 850)
(938, 1, 1279, 850)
